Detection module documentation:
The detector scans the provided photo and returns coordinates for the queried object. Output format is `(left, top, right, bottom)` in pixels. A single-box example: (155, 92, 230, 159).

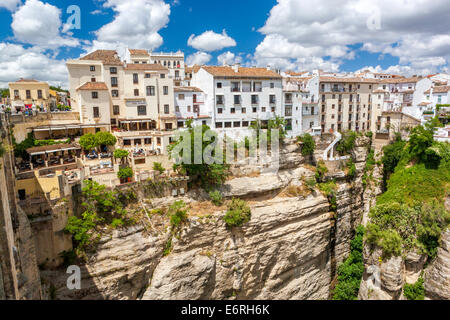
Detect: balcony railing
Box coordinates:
(302, 109, 319, 116)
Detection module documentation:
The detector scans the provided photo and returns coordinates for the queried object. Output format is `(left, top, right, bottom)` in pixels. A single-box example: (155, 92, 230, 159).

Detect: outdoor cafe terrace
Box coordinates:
(23, 143, 81, 171)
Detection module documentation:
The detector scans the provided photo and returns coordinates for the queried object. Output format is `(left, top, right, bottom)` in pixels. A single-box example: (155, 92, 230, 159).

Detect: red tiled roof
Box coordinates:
(80, 50, 123, 65)
(202, 66, 282, 79)
(129, 49, 149, 56)
(77, 82, 108, 91)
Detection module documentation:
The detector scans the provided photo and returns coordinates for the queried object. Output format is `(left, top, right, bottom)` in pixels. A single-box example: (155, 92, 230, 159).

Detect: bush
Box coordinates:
(347, 158, 356, 179)
(153, 162, 165, 174)
(117, 167, 133, 180)
(113, 149, 129, 160)
(111, 218, 124, 229)
(79, 133, 97, 151)
(298, 133, 315, 156)
(333, 226, 365, 300)
(95, 131, 117, 147)
(209, 190, 223, 206)
(336, 131, 357, 155)
(305, 177, 317, 190)
(403, 276, 425, 300)
(168, 200, 188, 229)
(315, 160, 328, 182)
(223, 198, 251, 228)
(318, 180, 338, 212)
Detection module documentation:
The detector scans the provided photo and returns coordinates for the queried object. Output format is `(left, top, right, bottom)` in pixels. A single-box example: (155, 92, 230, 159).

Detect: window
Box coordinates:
(253, 107, 257, 113)
(26, 90, 31, 99)
(144, 138, 152, 145)
(217, 82, 222, 89)
(37, 90, 43, 99)
(271, 106, 276, 112)
(175, 70, 179, 78)
(145, 73, 151, 78)
(175, 106, 180, 112)
(269, 95, 276, 104)
(93, 107, 100, 118)
(165, 123, 173, 130)
(124, 139, 131, 146)
(216, 95, 224, 105)
(231, 82, 240, 92)
(224, 122, 232, 128)
(146, 86, 155, 96)
(178, 94, 185, 100)
(164, 105, 169, 114)
(270, 83, 274, 89)
(233, 121, 241, 127)
(285, 106, 292, 117)
(242, 121, 249, 127)
(234, 95, 241, 105)
(111, 77, 118, 87)
(111, 119, 117, 125)
(163, 86, 169, 95)
(253, 82, 262, 92)
(113, 105, 120, 115)
(231, 108, 235, 114)
(138, 105, 146, 116)
(112, 90, 119, 97)
(177, 121, 184, 128)
(216, 122, 223, 128)
(262, 107, 266, 112)
(14, 90, 19, 97)
(133, 73, 139, 84)
(242, 107, 246, 114)
(92, 92, 98, 99)
(134, 89, 139, 96)
(110, 67, 117, 74)
(91, 77, 96, 82)
(218, 108, 223, 114)
(160, 74, 166, 79)
(251, 95, 258, 104)
(90, 66, 95, 71)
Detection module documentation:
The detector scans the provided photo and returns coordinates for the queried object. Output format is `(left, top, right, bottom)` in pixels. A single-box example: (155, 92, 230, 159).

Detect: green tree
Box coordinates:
(113, 149, 129, 164)
(117, 167, 133, 180)
(168, 122, 229, 188)
(297, 133, 315, 156)
(408, 125, 434, 161)
(94, 131, 117, 147)
(153, 162, 165, 174)
(336, 131, 357, 155)
(79, 133, 98, 152)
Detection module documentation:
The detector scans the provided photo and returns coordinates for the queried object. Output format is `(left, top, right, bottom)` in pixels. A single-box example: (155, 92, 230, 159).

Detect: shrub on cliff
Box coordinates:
(297, 133, 315, 156)
(209, 190, 223, 206)
(403, 275, 425, 300)
(223, 198, 251, 228)
(336, 131, 357, 155)
(168, 200, 188, 229)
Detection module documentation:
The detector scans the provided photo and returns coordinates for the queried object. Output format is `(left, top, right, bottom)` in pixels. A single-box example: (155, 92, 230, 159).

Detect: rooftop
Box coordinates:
(174, 86, 203, 93)
(77, 82, 109, 91)
(80, 50, 123, 66)
(202, 66, 282, 79)
(129, 49, 150, 56)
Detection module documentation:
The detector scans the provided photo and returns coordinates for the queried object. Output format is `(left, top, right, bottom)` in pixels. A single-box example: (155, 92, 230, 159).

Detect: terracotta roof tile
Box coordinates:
(202, 66, 282, 79)
(379, 77, 420, 84)
(77, 82, 109, 91)
(80, 50, 123, 65)
(431, 85, 450, 93)
(128, 49, 149, 56)
(319, 76, 378, 83)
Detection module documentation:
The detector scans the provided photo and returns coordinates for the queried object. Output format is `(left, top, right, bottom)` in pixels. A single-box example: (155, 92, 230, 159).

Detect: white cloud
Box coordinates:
(252, 0, 449, 74)
(11, 0, 78, 48)
(187, 30, 236, 52)
(0, 0, 21, 11)
(0, 43, 68, 88)
(90, 9, 105, 15)
(186, 51, 212, 66)
(91, 0, 171, 51)
(217, 51, 242, 66)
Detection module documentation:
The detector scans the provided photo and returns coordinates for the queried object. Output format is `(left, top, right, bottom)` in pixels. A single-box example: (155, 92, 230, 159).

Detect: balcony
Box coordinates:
(302, 109, 319, 116)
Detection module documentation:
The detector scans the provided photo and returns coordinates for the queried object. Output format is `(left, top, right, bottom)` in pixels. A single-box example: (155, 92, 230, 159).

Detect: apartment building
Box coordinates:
(67, 50, 176, 155)
(9, 79, 50, 110)
(174, 86, 211, 128)
(191, 65, 283, 140)
(150, 51, 185, 86)
(318, 77, 378, 133)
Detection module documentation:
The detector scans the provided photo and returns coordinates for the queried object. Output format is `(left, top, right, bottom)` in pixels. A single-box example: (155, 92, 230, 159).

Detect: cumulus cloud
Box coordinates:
(252, 0, 449, 75)
(0, 0, 21, 11)
(91, 0, 170, 51)
(187, 30, 236, 52)
(217, 51, 242, 66)
(11, 0, 78, 48)
(0, 43, 68, 88)
(186, 51, 212, 66)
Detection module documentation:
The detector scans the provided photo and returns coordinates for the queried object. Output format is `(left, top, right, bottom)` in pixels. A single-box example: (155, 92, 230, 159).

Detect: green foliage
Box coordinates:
(65, 210, 99, 249)
(111, 218, 124, 229)
(336, 131, 357, 155)
(347, 158, 356, 179)
(318, 180, 338, 212)
(365, 131, 373, 139)
(168, 123, 230, 189)
(315, 160, 328, 182)
(305, 177, 317, 190)
(94, 131, 117, 146)
(209, 190, 223, 206)
(403, 276, 425, 300)
(163, 237, 173, 256)
(382, 138, 407, 182)
(168, 200, 188, 229)
(117, 167, 133, 180)
(0, 140, 5, 157)
(297, 133, 315, 156)
(113, 149, 129, 160)
(408, 125, 434, 161)
(417, 203, 450, 258)
(152, 162, 165, 174)
(333, 226, 365, 300)
(13, 132, 35, 158)
(223, 198, 251, 228)
(0, 88, 9, 98)
(79, 133, 97, 151)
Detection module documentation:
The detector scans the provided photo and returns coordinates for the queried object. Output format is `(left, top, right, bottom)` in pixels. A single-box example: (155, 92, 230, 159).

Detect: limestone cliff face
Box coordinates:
(40, 139, 375, 300)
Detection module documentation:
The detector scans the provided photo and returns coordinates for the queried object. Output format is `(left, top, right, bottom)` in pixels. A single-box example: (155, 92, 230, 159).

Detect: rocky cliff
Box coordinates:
(40, 138, 375, 300)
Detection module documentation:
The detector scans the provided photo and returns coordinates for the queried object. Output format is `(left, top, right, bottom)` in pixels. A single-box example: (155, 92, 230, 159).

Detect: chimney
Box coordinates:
(266, 65, 271, 71)
(232, 63, 240, 73)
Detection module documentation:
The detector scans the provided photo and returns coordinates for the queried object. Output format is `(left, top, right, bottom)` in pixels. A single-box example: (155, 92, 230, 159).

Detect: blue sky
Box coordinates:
(0, 0, 448, 87)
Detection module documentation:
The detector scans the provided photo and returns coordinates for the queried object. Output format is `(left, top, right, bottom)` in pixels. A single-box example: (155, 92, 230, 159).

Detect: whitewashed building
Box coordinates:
(174, 86, 212, 128)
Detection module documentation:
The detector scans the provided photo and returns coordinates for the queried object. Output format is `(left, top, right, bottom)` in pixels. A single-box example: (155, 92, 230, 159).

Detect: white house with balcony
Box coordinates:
(191, 65, 283, 141)
(174, 86, 212, 128)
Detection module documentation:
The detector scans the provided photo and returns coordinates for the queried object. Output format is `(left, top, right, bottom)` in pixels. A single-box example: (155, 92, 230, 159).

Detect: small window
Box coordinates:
(216, 122, 223, 128)
(111, 90, 119, 97)
(233, 121, 241, 127)
(147, 86, 155, 96)
(37, 90, 43, 99)
(242, 121, 249, 127)
(231, 108, 235, 114)
(175, 106, 180, 112)
(160, 74, 166, 79)
(218, 108, 223, 114)
(270, 83, 274, 89)
(137, 105, 147, 116)
(110, 67, 117, 74)
(26, 90, 31, 99)
(178, 94, 185, 100)
(92, 92, 98, 99)
(134, 89, 139, 96)
(164, 105, 169, 114)
(93, 107, 100, 118)
(90, 66, 96, 72)
(217, 82, 222, 89)
(224, 122, 232, 128)
(113, 105, 120, 115)
(111, 77, 118, 87)
(145, 73, 151, 78)
(133, 73, 139, 84)
(163, 86, 169, 95)
(242, 107, 246, 114)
